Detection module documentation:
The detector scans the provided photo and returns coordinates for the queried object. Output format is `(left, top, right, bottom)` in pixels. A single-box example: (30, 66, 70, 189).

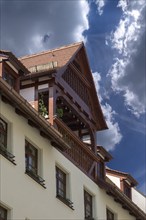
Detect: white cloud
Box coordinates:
(108, 0, 146, 117)
(93, 72, 122, 151)
(1, 0, 89, 56)
(94, 0, 106, 15)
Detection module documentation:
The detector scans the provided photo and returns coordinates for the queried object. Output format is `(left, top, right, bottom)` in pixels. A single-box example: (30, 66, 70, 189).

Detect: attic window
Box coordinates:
(123, 181, 131, 199)
(2, 72, 15, 88)
(97, 161, 105, 179)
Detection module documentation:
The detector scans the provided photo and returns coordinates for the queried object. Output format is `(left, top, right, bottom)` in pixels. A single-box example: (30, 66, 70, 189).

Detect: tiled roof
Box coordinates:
(0, 50, 30, 74)
(19, 42, 83, 69)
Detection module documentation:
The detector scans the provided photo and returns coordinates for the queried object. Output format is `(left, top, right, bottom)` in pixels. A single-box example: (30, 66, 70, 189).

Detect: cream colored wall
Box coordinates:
(0, 100, 136, 220)
(132, 188, 146, 213)
(106, 173, 121, 188)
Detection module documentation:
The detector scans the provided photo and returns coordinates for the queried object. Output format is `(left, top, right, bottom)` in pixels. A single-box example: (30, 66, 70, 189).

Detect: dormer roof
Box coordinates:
(0, 50, 30, 75)
(106, 167, 138, 187)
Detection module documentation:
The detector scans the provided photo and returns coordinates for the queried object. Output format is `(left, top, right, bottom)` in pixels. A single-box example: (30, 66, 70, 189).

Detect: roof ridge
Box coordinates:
(106, 167, 128, 175)
(19, 41, 83, 60)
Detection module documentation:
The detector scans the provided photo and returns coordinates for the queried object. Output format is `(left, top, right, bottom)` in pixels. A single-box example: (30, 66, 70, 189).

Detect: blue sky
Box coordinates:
(1, 0, 145, 194)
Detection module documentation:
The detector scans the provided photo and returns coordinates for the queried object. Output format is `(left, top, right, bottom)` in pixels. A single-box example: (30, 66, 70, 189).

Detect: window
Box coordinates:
(0, 206, 7, 220)
(0, 118, 7, 149)
(0, 118, 15, 164)
(56, 166, 74, 209)
(84, 190, 93, 220)
(25, 140, 45, 188)
(123, 182, 131, 199)
(56, 167, 66, 198)
(2, 72, 15, 88)
(106, 209, 114, 220)
(98, 161, 105, 179)
(25, 140, 38, 174)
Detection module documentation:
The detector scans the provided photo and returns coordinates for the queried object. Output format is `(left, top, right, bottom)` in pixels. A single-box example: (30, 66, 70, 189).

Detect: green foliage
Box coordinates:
(39, 94, 48, 117)
(56, 108, 63, 118)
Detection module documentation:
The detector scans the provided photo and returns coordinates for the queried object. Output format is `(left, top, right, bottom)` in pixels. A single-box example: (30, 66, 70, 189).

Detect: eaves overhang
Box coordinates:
(97, 146, 113, 162)
(0, 50, 30, 75)
(106, 167, 138, 186)
(98, 177, 146, 220)
(0, 77, 70, 151)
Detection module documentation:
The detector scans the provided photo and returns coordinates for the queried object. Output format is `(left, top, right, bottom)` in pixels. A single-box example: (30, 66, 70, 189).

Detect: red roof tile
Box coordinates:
(19, 42, 83, 69)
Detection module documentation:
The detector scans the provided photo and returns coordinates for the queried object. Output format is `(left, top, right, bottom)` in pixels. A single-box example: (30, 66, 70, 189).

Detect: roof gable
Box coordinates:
(19, 42, 107, 131)
(19, 42, 82, 70)
(106, 167, 138, 186)
(56, 44, 107, 131)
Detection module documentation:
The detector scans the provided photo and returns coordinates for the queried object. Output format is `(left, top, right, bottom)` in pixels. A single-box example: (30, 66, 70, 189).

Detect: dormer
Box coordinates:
(106, 167, 138, 199)
(19, 42, 108, 153)
(0, 50, 29, 92)
(96, 146, 112, 180)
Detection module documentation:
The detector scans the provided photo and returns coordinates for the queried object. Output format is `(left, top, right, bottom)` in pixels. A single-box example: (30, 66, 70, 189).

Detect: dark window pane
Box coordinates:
(0, 206, 7, 220)
(56, 167, 66, 198)
(123, 183, 131, 198)
(2, 72, 15, 88)
(84, 191, 93, 219)
(107, 209, 114, 220)
(98, 162, 105, 179)
(0, 118, 7, 149)
(25, 140, 38, 174)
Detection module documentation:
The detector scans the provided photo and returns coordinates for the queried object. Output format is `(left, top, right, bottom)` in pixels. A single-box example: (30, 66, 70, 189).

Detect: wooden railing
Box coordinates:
(54, 117, 99, 180)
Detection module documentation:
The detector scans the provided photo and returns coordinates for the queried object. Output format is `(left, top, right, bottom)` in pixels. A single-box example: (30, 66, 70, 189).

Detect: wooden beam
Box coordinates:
(40, 130, 52, 141)
(1, 95, 13, 106)
(28, 119, 39, 129)
(88, 161, 96, 175)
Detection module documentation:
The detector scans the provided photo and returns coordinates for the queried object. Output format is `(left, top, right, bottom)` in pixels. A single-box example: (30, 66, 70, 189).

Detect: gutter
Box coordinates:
(98, 177, 146, 220)
(0, 78, 70, 151)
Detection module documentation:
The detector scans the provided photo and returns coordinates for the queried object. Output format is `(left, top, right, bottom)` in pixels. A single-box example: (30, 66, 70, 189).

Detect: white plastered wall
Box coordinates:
(132, 188, 146, 213)
(0, 99, 136, 220)
(106, 173, 121, 188)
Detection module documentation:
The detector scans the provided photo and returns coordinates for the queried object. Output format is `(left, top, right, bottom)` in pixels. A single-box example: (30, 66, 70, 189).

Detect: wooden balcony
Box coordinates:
(54, 117, 100, 181)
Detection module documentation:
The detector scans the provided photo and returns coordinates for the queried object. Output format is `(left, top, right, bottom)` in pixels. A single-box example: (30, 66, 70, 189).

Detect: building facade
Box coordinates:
(0, 43, 146, 220)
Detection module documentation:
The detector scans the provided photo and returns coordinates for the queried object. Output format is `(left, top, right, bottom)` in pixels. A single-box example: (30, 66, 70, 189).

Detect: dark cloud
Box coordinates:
(1, 0, 89, 56)
(108, 1, 146, 117)
(43, 34, 51, 44)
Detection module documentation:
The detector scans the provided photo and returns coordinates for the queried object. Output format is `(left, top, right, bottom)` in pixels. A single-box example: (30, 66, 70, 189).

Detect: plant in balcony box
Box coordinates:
(39, 95, 48, 117)
(56, 108, 63, 118)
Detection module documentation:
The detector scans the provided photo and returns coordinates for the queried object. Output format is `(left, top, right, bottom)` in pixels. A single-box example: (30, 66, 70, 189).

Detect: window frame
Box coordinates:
(0, 205, 7, 220)
(56, 166, 74, 210)
(25, 140, 46, 188)
(106, 208, 115, 220)
(2, 71, 15, 88)
(56, 166, 66, 199)
(0, 117, 15, 165)
(25, 140, 38, 175)
(84, 190, 93, 220)
(2, 62, 17, 90)
(0, 118, 7, 149)
(98, 161, 105, 179)
(123, 181, 131, 199)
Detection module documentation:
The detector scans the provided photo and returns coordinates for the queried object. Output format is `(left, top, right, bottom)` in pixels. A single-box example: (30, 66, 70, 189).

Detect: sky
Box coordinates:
(0, 0, 146, 195)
